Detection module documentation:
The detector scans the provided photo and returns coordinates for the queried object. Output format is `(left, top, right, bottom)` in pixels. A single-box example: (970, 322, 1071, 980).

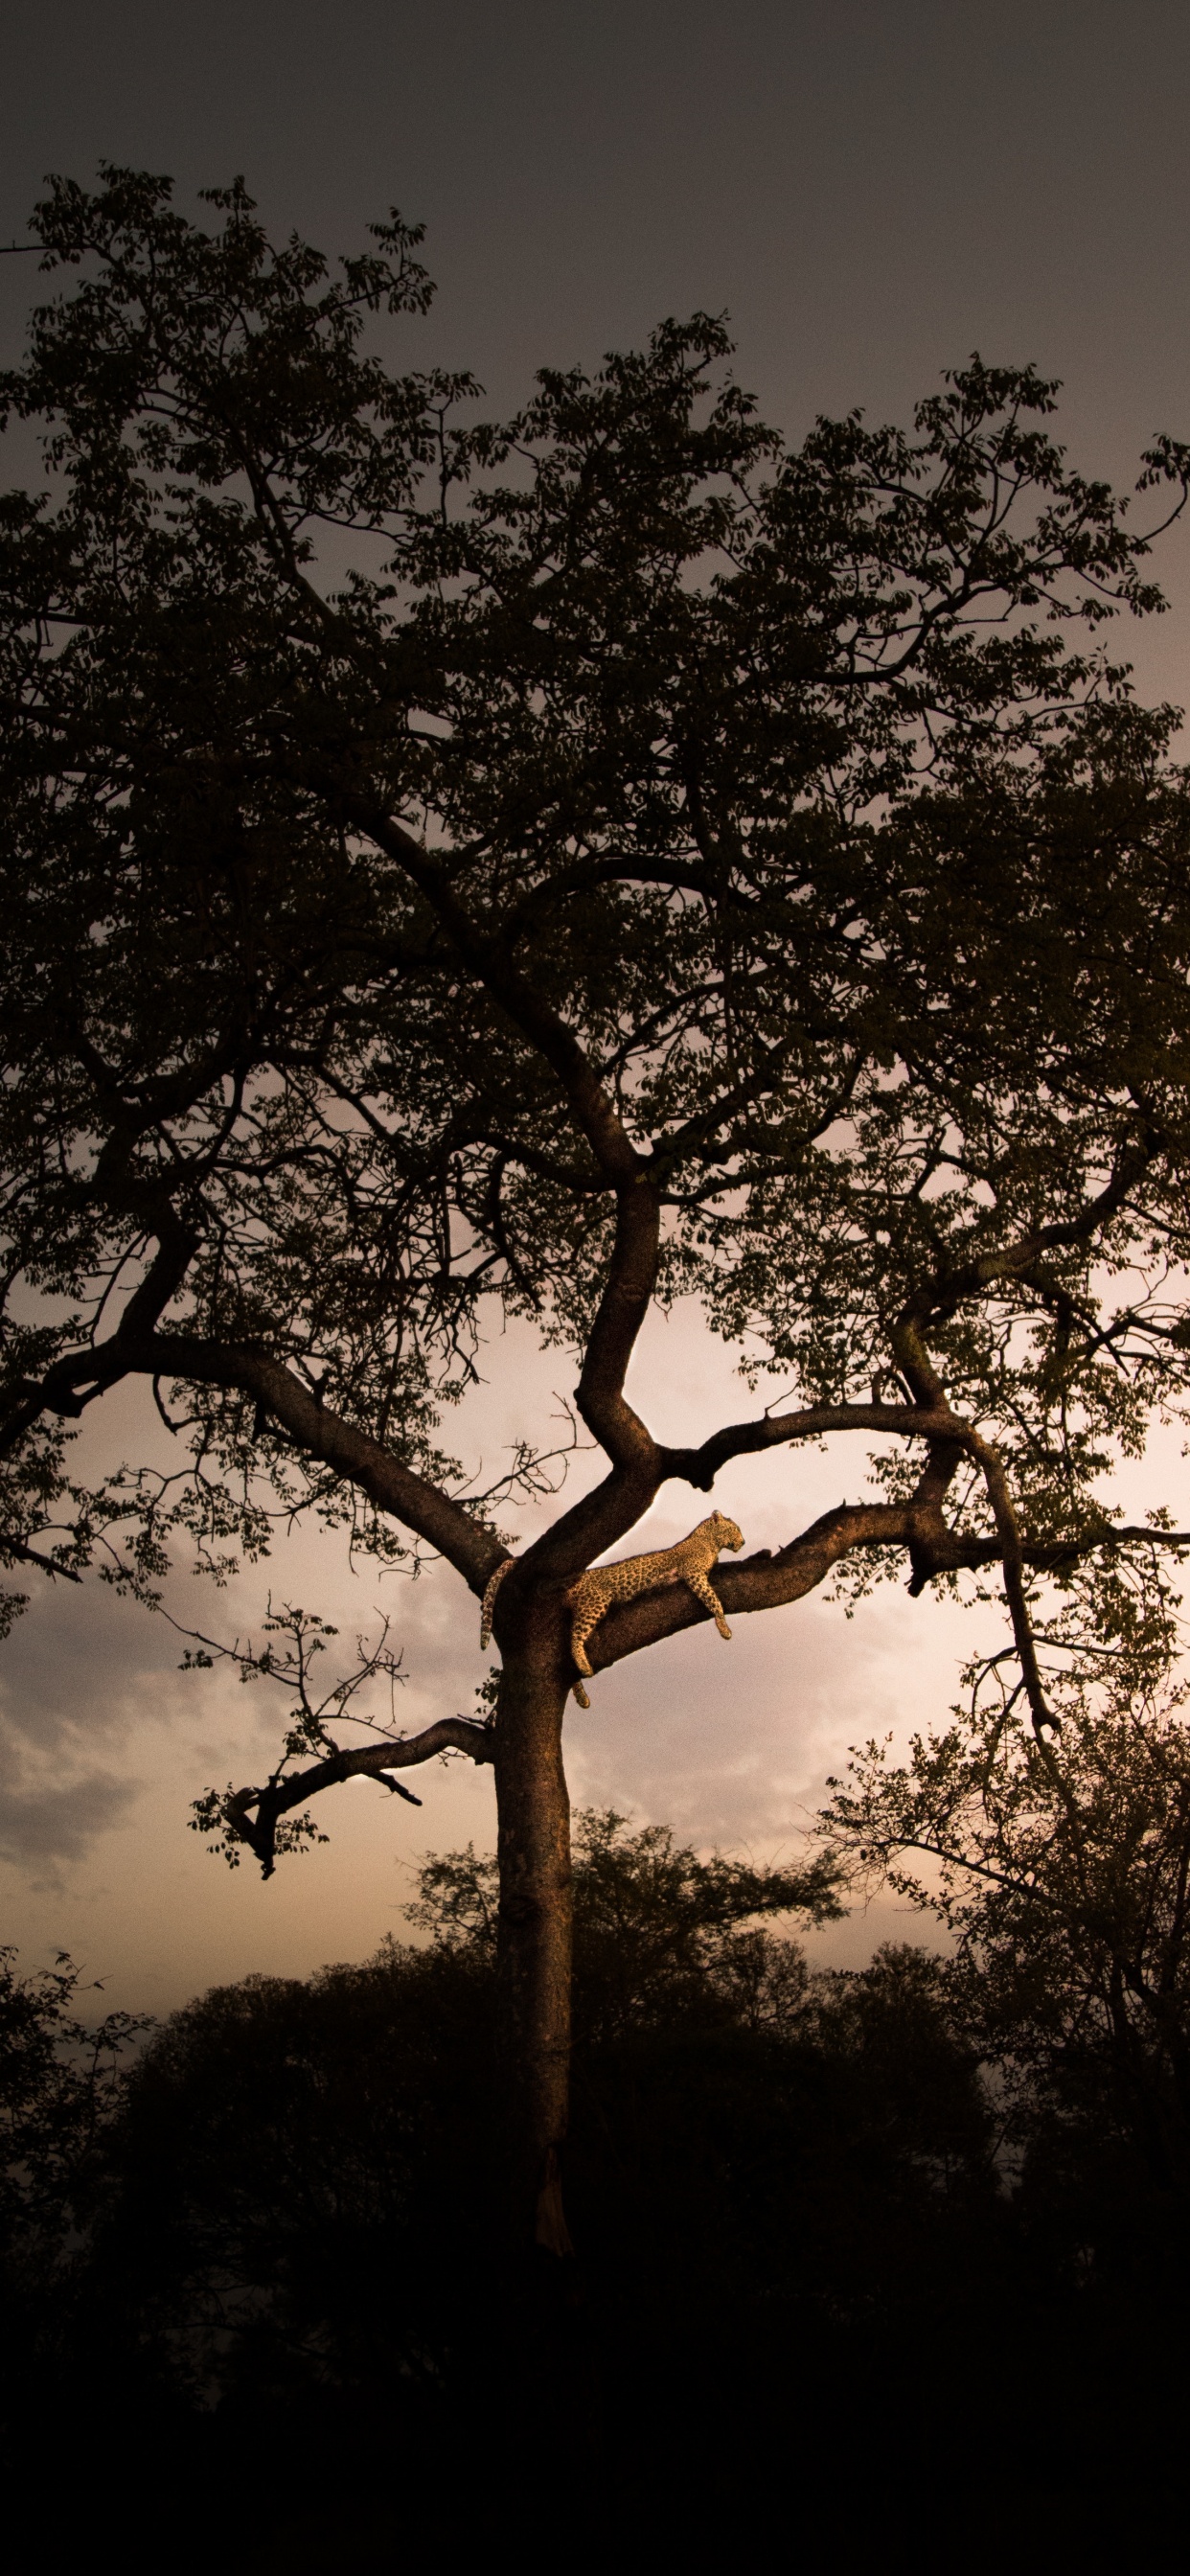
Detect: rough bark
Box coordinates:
(491, 1602, 576, 2254)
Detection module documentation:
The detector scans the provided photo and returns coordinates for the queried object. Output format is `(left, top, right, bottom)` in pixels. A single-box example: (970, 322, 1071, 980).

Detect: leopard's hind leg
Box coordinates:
(687, 1570, 732, 1639)
(569, 1606, 598, 1678)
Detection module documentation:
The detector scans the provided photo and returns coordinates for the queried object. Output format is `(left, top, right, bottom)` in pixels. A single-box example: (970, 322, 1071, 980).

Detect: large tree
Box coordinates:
(4, 168, 1190, 2243)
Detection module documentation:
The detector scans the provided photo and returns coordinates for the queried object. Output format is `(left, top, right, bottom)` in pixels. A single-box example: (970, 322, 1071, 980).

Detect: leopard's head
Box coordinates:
(710, 1511, 744, 1552)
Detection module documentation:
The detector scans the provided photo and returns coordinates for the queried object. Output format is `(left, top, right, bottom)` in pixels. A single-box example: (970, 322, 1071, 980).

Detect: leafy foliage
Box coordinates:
(408, 1805, 843, 2042)
(64, 1817, 969, 2397)
(0, 1943, 147, 2429)
(2, 167, 1189, 1709)
(824, 1638, 1190, 2208)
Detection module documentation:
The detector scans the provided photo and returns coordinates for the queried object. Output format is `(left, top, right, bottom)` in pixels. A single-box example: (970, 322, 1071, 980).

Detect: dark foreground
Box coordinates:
(5, 1821, 1188, 2564)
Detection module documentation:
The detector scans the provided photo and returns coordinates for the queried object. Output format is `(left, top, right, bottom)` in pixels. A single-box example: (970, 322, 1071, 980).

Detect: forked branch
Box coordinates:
(209, 1716, 495, 1878)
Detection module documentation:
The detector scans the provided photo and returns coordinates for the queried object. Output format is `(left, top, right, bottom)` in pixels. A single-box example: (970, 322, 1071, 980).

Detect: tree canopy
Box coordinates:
(4, 167, 1190, 2208)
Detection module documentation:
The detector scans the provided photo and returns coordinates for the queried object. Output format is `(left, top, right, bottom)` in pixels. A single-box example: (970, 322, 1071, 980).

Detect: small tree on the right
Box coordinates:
(823, 1590, 1190, 2193)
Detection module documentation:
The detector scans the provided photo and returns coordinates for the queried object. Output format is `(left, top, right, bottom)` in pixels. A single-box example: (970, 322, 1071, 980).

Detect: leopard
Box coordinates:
(565, 1510, 744, 1704)
(479, 1512, 744, 1709)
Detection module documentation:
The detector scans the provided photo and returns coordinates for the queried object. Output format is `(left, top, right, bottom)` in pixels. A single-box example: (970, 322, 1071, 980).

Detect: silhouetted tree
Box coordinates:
(0, 1944, 143, 2452)
(5, 166, 1190, 2242)
(826, 1650, 1190, 2202)
(12, 1808, 1186, 2549)
(80, 1822, 992, 2476)
(409, 1805, 839, 2044)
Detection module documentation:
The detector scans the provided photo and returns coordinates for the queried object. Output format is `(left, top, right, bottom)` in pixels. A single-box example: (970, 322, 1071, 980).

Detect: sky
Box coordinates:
(2, 0, 1189, 2012)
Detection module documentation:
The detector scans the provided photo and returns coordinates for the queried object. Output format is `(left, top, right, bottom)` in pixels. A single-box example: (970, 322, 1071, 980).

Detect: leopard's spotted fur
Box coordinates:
(564, 1511, 744, 1697)
(479, 1556, 515, 1650)
(478, 1515, 744, 1711)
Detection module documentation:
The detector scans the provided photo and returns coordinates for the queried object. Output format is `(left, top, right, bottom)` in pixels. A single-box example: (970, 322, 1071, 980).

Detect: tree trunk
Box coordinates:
(492, 1621, 575, 2255)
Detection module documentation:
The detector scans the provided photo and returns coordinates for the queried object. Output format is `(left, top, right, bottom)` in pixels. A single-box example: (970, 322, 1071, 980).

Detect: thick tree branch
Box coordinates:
(141, 1334, 506, 1592)
(660, 1401, 960, 1487)
(905, 1437, 971, 1592)
(963, 1425, 1057, 1733)
(507, 1179, 666, 1592)
(347, 801, 640, 1184)
(586, 1506, 915, 1667)
(584, 1509, 1190, 1672)
(0, 1221, 199, 1454)
(0, 1534, 83, 1583)
(574, 1178, 662, 1472)
(223, 1715, 494, 1877)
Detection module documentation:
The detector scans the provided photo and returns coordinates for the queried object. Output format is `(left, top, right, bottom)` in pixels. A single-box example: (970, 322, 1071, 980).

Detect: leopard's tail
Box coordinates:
(479, 1556, 515, 1649)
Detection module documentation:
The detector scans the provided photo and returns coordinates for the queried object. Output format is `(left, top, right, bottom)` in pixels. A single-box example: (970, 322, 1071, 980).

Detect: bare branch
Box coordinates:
(574, 1179, 662, 1475)
(217, 1715, 495, 1878)
(660, 1401, 960, 1488)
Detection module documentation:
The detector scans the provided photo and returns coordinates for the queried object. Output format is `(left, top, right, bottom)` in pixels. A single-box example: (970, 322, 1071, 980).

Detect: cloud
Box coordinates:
(0, 1520, 498, 1878)
(0, 1574, 182, 1738)
(0, 1736, 139, 1868)
(0, 1571, 215, 1870)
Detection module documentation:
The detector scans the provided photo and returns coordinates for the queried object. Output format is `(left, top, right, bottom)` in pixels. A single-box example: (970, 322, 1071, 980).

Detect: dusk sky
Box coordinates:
(3, 0, 1189, 2012)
